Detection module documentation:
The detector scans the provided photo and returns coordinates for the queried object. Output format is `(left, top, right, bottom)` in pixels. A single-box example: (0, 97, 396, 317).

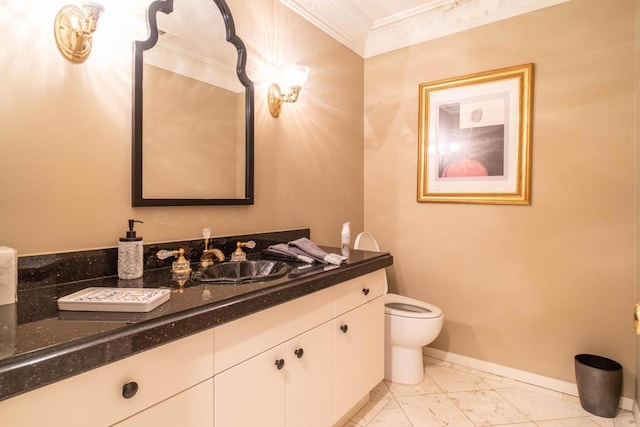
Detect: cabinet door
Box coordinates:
(333, 296, 384, 422)
(285, 321, 333, 427)
(112, 379, 213, 427)
(214, 345, 285, 427)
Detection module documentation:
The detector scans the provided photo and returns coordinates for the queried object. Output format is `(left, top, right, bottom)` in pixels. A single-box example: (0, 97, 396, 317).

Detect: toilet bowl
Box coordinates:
(354, 232, 444, 385)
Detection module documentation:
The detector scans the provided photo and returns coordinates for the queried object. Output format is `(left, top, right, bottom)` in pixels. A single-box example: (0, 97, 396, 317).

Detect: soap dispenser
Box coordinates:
(341, 221, 351, 257)
(118, 219, 144, 280)
(341, 222, 351, 249)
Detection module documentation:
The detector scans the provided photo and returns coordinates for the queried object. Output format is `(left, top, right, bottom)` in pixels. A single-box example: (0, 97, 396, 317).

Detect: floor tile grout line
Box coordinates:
(363, 381, 409, 427)
(483, 377, 539, 426)
(386, 379, 417, 427)
(440, 386, 479, 426)
(391, 393, 416, 427)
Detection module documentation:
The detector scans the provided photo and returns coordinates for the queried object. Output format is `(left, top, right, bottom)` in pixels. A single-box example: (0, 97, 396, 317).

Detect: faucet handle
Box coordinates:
(231, 240, 255, 262)
(202, 228, 212, 239)
(157, 249, 178, 260)
(202, 228, 212, 250)
(156, 248, 192, 275)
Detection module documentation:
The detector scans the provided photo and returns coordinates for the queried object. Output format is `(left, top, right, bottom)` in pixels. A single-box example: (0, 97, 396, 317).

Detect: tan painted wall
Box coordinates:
(142, 65, 243, 199)
(635, 0, 640, 410)
(364, 0, 637, 397)
(0, 0, 364, 255)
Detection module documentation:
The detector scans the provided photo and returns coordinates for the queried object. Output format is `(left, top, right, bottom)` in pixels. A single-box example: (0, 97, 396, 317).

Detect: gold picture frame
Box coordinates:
(417, 63, 533, 205)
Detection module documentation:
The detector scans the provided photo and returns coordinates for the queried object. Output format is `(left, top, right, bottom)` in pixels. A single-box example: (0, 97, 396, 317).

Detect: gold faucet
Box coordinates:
(231, 240, 256, 262)
(200, 228, 225, 268)
(156, 247, 192, 275)
(200, 248, 225, 267)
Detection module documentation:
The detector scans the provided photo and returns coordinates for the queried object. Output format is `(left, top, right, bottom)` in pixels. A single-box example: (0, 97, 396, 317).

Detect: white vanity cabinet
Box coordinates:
(285, 321, 334, 427)
(334, 297, 384, 420)
(332, 270, 385, 422)
(213, 269, 386, 426)
(213, 322, 333, 427)
(0, 329, 214, 427)
(0, 269, 386, 427)
(213, 284, 335, 427)
(214, 344, 286, 426)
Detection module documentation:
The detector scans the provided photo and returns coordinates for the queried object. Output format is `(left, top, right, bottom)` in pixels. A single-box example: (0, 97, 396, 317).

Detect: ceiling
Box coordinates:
(279, 0, 571, 58)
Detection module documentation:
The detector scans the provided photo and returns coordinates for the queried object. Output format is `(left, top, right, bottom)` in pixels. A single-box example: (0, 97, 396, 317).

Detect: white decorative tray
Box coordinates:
(57, 287, 171, 313)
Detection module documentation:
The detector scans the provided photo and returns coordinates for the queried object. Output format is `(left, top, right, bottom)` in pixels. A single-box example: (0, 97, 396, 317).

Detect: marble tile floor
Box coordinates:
(344, 356, 636, 427)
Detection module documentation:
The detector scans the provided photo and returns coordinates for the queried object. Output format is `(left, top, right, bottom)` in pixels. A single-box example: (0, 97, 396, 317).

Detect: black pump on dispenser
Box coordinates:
(120, 219, 143, 242)
(118, 219, 144, 280)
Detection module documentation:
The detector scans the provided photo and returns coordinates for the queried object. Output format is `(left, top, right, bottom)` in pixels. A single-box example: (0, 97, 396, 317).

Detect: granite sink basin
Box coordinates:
(191, 260, 291, 284)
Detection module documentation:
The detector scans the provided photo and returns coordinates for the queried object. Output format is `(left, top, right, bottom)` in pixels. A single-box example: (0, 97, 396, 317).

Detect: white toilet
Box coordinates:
(354, 232, 444, 385)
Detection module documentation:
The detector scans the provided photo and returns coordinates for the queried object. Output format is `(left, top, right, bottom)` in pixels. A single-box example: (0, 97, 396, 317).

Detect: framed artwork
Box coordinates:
(417, 63, 533, 205)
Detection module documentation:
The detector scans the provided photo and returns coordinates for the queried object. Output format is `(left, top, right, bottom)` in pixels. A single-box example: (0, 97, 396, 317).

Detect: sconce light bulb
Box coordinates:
(281, 64, 310, 88)
(268, 64, 310, 118)
(81, 2, 104, 33)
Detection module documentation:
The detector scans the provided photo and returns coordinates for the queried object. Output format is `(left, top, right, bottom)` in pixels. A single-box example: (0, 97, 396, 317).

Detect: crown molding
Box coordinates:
(280, 0, 571, 58)
(366, 0, 571, 57)
(279, 0, 373, 56)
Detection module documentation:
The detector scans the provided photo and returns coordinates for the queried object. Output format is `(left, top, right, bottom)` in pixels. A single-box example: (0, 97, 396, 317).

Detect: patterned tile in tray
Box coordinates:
(57, 288, 171, 312)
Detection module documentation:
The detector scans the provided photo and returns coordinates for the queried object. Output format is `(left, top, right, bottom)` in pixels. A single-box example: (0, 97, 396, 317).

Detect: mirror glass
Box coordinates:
(133, 0, 254, 206)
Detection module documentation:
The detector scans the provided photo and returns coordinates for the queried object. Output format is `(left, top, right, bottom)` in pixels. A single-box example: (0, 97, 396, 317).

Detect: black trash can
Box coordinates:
(574, 354, 622, 418)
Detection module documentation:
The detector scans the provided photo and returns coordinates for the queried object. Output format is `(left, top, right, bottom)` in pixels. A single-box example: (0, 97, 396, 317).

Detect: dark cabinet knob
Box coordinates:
(340, 324, 348, 333)
(122, 381, 139, 399)
(294, 348, 304, 359)
(275, 359, 285, 370)
(362, 288, 370, 296)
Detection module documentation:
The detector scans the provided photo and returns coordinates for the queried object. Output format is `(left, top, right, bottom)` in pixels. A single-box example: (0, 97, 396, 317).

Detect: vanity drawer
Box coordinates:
(214, 285, 334, 374)
(334, 270, 386, 316)
(0, 329, 214, 427)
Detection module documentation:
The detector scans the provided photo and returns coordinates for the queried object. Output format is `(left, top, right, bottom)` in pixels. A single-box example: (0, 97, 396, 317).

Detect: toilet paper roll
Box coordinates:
(0, 247, 17, 306)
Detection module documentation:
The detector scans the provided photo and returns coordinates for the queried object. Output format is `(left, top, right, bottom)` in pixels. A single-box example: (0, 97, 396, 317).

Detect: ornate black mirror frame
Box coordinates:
(132, 0, 254, 206)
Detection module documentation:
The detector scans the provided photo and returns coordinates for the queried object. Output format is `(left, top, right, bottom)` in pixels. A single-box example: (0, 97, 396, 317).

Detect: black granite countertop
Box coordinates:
(0, 245, 392, 402)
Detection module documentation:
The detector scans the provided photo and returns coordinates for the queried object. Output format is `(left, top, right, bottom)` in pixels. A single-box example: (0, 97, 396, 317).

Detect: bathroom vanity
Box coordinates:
(0, 230, 392, 426)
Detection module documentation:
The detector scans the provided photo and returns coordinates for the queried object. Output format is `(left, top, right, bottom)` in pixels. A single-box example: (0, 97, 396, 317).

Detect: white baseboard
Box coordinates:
(423, 347, 634, 412)
(634, 400, 640, 424)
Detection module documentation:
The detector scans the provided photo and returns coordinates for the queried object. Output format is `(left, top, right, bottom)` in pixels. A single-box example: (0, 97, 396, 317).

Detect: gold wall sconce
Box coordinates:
(268, 64, 310, 118)
(54, 2, 104, 64)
